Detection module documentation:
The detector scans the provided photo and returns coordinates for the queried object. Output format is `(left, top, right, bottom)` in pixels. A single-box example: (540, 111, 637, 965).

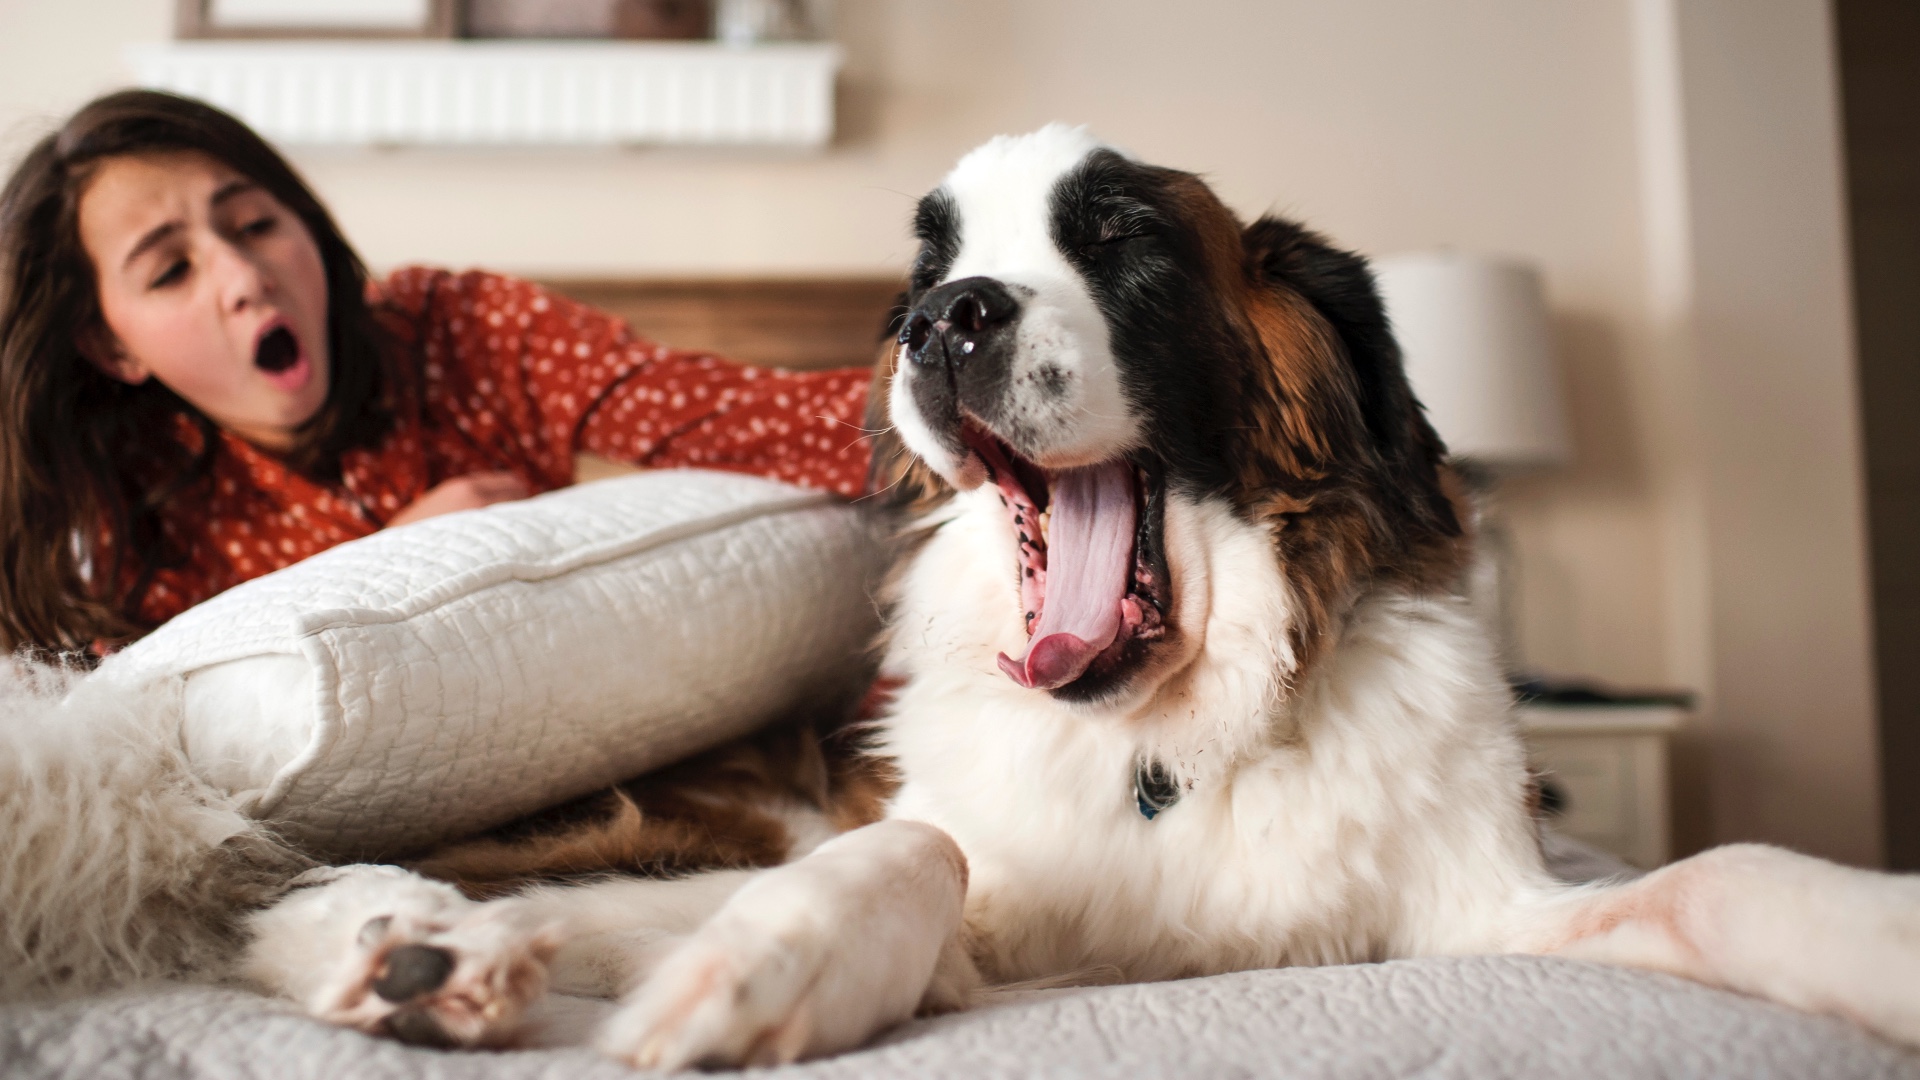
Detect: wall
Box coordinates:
(0, 0, 1882, 863)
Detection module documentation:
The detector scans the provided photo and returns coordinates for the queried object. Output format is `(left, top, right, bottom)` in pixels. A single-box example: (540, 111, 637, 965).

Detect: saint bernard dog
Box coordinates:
(242, 125, 1920, 1067)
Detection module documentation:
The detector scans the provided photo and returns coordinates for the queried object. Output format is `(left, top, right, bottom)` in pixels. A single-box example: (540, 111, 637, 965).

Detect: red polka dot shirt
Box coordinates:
(126, 267, 875, 629)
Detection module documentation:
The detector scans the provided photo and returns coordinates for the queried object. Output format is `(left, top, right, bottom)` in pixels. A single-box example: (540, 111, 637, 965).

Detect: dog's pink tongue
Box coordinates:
(997, 461, 1135, 690)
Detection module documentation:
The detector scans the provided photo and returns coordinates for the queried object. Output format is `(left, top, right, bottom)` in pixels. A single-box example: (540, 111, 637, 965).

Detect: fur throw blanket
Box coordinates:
(0, 658, 305, 1001)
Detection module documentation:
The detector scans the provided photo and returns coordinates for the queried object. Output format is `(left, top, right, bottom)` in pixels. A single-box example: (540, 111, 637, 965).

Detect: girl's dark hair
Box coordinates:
(0, 89, 393, 654)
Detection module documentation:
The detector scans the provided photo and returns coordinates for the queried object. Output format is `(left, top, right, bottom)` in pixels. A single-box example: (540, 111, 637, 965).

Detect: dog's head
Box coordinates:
(869, 125, 1466, 704)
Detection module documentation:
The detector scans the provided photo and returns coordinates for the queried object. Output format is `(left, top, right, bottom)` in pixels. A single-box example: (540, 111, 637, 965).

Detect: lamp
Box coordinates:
(1372, 251, 1570, 671)
(1373, 251, 1570, 469)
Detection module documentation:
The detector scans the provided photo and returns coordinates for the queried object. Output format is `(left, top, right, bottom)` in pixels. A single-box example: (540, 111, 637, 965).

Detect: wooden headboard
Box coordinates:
(538, 277, 905, 372)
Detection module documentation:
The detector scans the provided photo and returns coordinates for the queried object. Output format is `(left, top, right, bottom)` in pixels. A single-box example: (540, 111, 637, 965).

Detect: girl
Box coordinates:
(0, 90, 878, 655)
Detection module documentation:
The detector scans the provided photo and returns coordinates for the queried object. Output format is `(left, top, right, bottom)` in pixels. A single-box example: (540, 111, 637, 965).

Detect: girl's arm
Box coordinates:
(386, 269, 877, 498)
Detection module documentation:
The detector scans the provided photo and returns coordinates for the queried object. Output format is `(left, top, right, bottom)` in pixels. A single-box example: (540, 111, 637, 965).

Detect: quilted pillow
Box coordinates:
(93, 471, 883, 858)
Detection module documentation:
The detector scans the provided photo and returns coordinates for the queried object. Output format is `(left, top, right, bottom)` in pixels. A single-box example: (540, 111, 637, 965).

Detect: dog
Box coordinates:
(237, 125, 1920, 1067)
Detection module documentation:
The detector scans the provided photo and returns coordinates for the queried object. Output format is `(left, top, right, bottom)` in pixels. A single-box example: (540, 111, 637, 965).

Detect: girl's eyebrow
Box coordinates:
(120, 179, 261, 270)
(209, 178, 258, 208)
(122, 220, 181, 269)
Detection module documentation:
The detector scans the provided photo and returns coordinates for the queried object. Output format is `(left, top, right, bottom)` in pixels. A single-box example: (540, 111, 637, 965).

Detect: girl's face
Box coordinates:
(76, 151, 331, 452)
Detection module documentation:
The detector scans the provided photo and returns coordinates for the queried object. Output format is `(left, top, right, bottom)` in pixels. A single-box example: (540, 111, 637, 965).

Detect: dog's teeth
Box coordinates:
(1038, 510, 1051, 545)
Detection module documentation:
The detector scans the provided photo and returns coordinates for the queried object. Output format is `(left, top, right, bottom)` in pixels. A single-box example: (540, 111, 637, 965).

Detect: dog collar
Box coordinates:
(1134, 758, 1180, 820)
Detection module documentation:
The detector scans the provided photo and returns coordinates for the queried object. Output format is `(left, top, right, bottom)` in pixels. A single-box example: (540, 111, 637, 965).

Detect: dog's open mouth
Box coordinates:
(960, 419, 1170, 696)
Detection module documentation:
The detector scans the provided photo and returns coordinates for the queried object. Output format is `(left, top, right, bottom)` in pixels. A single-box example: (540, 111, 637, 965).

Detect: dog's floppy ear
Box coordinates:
(1241, 216, 1460, 541)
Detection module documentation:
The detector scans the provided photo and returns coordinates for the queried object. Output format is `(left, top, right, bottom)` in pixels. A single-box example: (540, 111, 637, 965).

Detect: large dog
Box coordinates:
(242, 126, 1920, 1066)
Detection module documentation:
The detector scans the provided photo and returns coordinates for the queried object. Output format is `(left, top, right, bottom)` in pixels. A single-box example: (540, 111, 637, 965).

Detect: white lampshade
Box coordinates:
(1372, 251, 1571, 470)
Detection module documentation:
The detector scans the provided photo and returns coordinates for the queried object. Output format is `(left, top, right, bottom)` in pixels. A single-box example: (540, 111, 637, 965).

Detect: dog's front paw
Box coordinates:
(355, 900, 560, 1048)
(595, 913, 825, 1069)
(595, 821, 968, 1070)
(245, 865, 560, 1048)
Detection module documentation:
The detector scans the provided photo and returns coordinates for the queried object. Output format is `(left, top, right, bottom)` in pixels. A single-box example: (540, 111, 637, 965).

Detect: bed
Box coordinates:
(7, 952, 1916, 1078)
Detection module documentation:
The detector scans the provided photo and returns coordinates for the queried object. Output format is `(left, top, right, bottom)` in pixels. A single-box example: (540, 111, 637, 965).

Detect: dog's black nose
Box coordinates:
(943, 279, 1016, 335)
(372, 943, 455, 1003)
(900, 311, 937, 355)
(902, 277, 1019, 368)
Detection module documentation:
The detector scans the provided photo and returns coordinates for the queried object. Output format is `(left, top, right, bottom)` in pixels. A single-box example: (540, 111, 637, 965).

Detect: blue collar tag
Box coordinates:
(1134, 759, 1179, 820)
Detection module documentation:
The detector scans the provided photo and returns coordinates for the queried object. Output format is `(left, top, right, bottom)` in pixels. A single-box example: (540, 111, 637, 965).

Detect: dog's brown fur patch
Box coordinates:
(415, 722, 894, 899)
(1151, 176, 1470, 676)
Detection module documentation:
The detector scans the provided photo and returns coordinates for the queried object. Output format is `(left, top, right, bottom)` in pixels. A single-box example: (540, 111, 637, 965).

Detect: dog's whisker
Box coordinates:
(852, 472, 909, 503)
(816, 413, 897, 449)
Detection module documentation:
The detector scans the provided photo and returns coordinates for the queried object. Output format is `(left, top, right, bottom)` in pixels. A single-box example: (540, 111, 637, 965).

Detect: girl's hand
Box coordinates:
(387, 471, 531, 528)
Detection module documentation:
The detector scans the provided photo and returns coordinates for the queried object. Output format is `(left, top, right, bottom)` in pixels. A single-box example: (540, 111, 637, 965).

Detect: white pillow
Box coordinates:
(94, 471, 883, 858)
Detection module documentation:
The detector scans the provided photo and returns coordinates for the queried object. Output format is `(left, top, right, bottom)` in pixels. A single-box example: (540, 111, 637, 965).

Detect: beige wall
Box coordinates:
(0, 0, 1881, 863)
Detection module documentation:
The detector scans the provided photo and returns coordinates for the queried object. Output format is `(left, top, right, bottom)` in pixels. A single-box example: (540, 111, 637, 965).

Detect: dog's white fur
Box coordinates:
(13, 127, 1917, 1068)
(883, 489, 1544, 977)
(891, 127, 1139, 476)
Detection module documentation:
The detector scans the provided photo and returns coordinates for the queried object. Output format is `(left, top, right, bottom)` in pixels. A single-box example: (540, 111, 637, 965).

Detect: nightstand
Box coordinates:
(1518, 704, 1686, 869)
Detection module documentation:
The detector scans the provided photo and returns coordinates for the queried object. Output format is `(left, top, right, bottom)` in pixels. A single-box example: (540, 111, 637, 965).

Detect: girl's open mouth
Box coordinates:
(254, 324, 311, 392)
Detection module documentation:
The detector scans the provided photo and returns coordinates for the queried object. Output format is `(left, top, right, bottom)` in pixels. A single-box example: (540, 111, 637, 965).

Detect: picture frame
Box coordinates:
(175, 0, 460, 39)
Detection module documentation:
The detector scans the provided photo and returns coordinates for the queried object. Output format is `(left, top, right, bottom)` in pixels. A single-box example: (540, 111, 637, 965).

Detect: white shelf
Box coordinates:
(125, 40, 841, 148)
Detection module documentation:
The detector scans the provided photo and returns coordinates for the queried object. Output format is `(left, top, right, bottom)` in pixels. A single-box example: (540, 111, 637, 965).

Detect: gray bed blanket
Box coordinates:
(5, 955, 1917, 1079)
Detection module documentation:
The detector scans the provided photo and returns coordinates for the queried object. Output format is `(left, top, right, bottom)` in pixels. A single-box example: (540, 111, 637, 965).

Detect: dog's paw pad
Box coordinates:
(371, 943, 457, 1003)
(341, 910, 559, 1048)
